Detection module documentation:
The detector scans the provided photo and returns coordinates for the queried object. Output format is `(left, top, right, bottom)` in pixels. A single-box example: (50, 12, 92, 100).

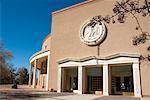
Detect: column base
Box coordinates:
(134, 94, 142, 98)
(103, 92, 109, 96)
(57, 90, 61, 93)
(46, 87, 49, 91)
(78, 90, 82, 94)
(32, 85, 36, 88)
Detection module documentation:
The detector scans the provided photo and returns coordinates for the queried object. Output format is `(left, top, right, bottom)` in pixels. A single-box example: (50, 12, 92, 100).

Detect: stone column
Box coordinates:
(38, 69, 41, 86)
(57, 67, 62, 93)
(78, 66, 83, 94)
(42, 74, 44, 88)
(32, 60, 37, 88)
(132, 62, 141, 97)
(103, 64, 109, 96)
(28, 64, 32, 87)
(46, 55, 50, 91)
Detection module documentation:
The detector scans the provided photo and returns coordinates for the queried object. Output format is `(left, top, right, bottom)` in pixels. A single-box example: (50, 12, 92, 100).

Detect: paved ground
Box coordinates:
(0, 85, 148, 100)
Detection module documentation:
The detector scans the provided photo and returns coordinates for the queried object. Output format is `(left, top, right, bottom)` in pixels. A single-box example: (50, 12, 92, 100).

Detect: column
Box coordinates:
(42, 74, 44, 88)
(46, 55, 50, 91)
(57, 67, 62, 93)
(28, 64, 32, 87)
(132, 62, 141, 97)
(32, 60, 37, 88)
(103, 64, 109, 96)
(38, 69, 41, 86)
(78, 66, 83, 94)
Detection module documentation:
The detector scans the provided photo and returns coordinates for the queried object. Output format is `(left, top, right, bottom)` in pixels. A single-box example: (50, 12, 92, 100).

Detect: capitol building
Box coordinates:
(28, 0, 150, 98)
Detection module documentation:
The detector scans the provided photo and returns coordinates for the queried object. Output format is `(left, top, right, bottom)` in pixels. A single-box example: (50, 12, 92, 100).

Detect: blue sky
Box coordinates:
(1, 0, 85, 71)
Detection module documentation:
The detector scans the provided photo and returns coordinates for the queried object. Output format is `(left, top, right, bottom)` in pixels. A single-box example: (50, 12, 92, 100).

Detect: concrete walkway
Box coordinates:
(0, 92, 141, 100)
(0, 85, 149, 100)
(34, 95, 141, 100)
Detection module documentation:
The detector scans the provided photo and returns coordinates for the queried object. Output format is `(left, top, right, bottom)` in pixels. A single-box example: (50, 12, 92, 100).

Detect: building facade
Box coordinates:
(29, 0, 150, 98)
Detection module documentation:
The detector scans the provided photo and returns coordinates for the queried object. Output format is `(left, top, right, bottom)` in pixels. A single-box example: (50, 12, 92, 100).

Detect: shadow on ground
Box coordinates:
(0, 92, 75, 100)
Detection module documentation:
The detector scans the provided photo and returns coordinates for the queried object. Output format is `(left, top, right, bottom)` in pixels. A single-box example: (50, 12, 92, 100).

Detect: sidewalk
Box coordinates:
(0, 85, 149, 100)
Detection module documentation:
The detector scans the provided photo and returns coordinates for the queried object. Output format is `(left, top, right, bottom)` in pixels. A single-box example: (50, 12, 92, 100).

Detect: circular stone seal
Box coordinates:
(80, 20, 106, 46)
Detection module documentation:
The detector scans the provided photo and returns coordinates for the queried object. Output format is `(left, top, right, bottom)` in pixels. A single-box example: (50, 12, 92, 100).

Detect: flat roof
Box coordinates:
(29, 50, 50, 61)
(52, 0, 96, 15)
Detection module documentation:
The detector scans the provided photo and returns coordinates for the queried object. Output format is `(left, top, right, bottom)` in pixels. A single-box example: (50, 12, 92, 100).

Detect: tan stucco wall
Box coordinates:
(49, 0, 150, 96)
(42, 34, 51, 50)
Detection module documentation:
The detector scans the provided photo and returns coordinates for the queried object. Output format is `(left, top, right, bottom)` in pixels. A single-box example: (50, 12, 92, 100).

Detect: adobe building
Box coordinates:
(28, 0, 150, 98)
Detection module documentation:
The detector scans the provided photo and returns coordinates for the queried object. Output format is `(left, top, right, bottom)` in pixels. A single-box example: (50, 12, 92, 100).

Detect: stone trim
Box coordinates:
(30, 50, 50, 63)
(58, 53, 140, 64)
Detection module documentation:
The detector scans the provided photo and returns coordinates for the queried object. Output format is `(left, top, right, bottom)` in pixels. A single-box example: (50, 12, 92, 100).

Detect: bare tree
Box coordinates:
(0, 42, 12, 63)
(0, 42, 15, 84)
(90, 0, 150, 62)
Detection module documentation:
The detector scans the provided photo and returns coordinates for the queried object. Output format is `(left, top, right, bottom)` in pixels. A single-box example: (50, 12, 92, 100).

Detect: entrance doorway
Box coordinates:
(86, 67, 103, 94)
(61, 67, 78, 92)
(110, 64, 134, 95)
